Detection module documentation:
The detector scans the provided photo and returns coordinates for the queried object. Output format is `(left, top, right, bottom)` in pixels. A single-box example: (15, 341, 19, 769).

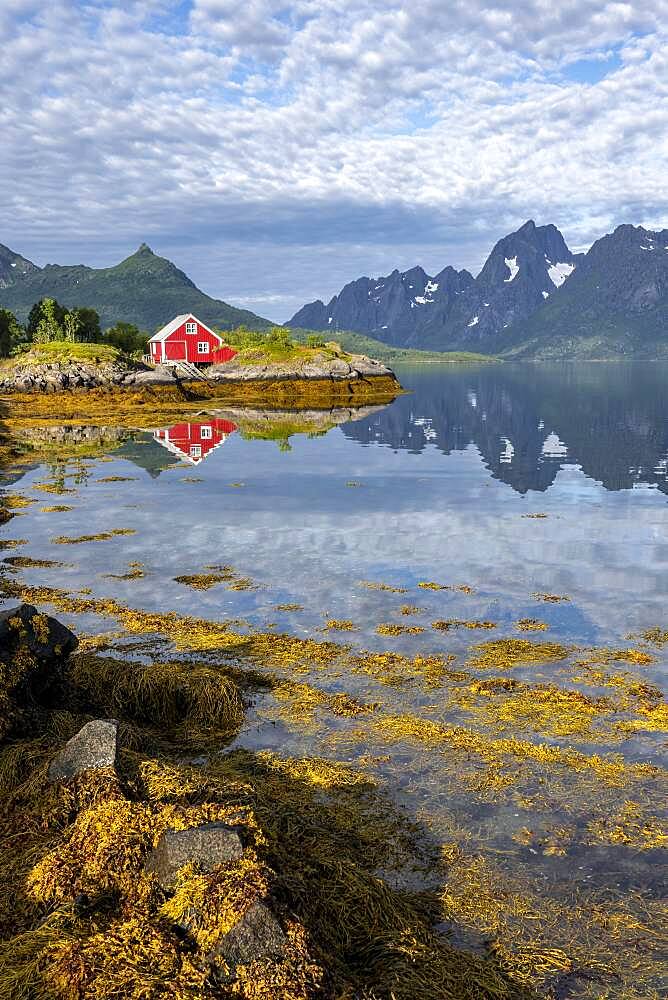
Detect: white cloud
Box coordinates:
(0, 1, 666, 319)
(190, 0, 290, 54)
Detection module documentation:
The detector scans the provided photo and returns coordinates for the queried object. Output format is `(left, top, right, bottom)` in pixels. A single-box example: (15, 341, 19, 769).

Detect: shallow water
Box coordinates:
(2, 362, 667, 997)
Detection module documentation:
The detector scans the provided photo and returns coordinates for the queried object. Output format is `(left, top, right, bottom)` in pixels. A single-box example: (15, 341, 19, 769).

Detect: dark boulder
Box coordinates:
(48, 718, 119, 782)
(0, 603, 78, 739)
(0, 603, 77, 664)
(145, 822, 244, 890)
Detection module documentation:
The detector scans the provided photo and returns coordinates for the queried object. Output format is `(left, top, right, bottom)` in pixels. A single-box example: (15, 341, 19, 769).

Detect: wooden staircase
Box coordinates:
(173, 360, 212, 382)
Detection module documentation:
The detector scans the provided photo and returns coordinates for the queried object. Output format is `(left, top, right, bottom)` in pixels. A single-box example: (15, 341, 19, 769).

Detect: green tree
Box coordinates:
(26, 301, 43, 337)
(225, 325, 265, 349)
(0, 309, 21, 358)
(33, 298, 65, 343)
(267, 326, 292, 348)
(63, 310, 82, 342)
(103, 322, 148, 354)
(306, 334, 325, 348)
(27, 298, 68, 339)
(71, 307, 101, 343)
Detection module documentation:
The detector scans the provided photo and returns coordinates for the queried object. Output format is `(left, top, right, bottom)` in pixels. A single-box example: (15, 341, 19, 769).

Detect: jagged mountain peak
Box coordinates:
(289, 221, 580, 351)
(493, 220, 668, 358)
(484, 219, 574, 262)
(476, 221, 576, 294)
(595, 223, 668, 250)
(0, 243, 40, 289)
(289, 258, 474, 345)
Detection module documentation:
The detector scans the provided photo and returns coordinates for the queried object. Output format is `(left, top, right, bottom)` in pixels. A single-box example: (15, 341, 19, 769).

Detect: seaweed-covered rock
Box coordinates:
(145, 822, 244, 890)
(210, 900, 287, 972)
(48, 718, 119, 782)
(0, 603, 77, 663)
(0, 603, 77, 739)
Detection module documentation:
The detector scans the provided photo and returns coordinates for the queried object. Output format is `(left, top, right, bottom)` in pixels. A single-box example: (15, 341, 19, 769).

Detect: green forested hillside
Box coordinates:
(0, 244, 270, 333)
(289, 328, 496, 363)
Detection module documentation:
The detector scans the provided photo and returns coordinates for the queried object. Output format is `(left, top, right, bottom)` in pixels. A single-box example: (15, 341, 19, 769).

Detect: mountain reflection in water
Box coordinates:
(343, 363, 668, 495)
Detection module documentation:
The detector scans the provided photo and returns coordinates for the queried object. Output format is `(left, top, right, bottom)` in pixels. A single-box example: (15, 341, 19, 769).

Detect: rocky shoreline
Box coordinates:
(0, 353, 398, 393)
(0, 602, 526, 1000)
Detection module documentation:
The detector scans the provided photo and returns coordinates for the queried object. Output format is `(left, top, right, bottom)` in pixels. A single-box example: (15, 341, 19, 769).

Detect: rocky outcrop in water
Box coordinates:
(0, 359, 148, 392)
(207, 353, 394, 383)
(0, 355, 397, 392)
(0, 610, 311, 995)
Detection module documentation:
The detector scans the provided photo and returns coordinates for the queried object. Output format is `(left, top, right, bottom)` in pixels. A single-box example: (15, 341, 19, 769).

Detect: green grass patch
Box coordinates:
(7, 341, 122, 366)
(231, 342, 350, 365)
(221, 327, 353, 366)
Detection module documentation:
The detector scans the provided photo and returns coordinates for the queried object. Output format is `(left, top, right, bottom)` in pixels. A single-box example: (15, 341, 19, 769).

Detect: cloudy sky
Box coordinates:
(2, 1, 667, 320)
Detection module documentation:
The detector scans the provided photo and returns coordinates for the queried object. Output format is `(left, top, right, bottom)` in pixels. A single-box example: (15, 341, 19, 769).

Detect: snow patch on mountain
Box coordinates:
(504, 257, 519, 282)
(547, 261, 575, 287)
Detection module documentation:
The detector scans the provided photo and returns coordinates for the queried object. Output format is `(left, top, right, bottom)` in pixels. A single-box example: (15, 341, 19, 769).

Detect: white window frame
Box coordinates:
(197, 341, 209, 354)
(200, 425, 212, 439)
(186, 321, 197, 335)
(189, 444, 202, 458)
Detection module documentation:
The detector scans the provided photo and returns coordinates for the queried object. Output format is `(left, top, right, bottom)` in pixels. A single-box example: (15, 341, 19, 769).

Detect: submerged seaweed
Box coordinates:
(1, 421, 667, 1000)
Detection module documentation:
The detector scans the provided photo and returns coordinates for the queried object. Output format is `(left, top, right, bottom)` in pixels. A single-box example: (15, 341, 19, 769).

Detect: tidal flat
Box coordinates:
(0, 363, 666, 1000)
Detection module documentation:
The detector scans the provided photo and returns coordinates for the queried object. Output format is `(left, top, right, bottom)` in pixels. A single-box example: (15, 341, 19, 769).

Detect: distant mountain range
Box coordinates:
(2, 221, 666, 358)
(289, 221, 668, 358)
(0, 243, 270, 333)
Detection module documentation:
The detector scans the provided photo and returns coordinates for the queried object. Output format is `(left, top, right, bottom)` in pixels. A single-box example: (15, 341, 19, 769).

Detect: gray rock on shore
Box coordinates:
(210, 900, 287, 973)
(145, 822, 244, 890)
(0, 360, 136, 392)
(48, 718, 119, 782)
(120, 364, 179, 386)
(146, 822, 288, 972)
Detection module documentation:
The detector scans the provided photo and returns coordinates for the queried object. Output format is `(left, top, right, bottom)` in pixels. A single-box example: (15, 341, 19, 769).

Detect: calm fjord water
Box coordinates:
(9, 363, 668, 662)
(2, 362, 666, 997)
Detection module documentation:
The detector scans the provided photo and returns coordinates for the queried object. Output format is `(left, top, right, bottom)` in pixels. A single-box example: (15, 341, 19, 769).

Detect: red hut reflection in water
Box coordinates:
(153, 419, 238, 464)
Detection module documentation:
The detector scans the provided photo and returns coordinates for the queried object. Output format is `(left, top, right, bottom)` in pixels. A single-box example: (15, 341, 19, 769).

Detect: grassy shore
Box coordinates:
(289, 328, 498, 365)
(1, 341, 123, 367)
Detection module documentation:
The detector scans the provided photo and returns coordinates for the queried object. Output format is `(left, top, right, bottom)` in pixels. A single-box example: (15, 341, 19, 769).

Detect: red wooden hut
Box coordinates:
(148, 314, 237, 366)
(153, 418, 238, 464)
